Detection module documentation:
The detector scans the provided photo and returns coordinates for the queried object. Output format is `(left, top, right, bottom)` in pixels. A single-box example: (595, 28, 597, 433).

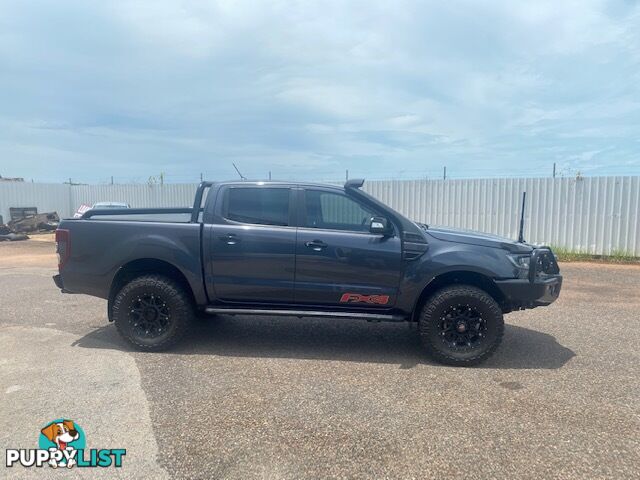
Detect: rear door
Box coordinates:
(205, 185, 296, 304)
(294, 188, 403, 308)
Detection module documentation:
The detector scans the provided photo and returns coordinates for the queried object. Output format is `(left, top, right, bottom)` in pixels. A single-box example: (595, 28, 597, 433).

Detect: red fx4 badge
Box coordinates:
(339, 293, 390, 305)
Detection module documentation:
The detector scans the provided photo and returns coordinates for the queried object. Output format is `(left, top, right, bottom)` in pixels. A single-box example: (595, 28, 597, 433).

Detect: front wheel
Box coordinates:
(112, 274, 194, 351)
(418, 285, 504, 366)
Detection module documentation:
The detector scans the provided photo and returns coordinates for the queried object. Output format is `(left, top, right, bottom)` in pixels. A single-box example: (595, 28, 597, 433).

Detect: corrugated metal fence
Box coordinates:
(365, 177, 640, 256)
(1, 176, 638, 255)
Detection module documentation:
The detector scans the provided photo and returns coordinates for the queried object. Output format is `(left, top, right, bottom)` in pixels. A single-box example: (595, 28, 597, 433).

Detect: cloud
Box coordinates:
(0, 0, 639, 182)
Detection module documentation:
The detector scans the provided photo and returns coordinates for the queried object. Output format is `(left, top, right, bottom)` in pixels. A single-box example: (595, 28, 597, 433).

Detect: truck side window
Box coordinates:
(304, 190, 377, 232)
(224, 188, 290, 226)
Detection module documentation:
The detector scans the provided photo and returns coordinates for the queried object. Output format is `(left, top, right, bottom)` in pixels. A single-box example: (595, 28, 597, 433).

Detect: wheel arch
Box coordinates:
(108, 258, 196, 322)
(411, 270, 505, 322)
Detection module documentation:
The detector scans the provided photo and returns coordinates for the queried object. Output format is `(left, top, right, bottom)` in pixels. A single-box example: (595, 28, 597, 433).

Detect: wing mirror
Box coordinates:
(369, 216, 392, 235)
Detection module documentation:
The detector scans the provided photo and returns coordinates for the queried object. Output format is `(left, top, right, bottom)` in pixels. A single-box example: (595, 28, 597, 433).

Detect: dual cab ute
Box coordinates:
(53, 179, 562, 366)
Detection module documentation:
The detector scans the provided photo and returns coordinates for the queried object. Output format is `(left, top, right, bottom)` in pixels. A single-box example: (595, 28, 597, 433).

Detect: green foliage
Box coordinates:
(551, 246, 639, 264)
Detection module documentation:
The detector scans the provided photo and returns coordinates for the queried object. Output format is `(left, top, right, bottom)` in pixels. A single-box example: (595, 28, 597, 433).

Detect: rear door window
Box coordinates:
(224, 188, 291, 226)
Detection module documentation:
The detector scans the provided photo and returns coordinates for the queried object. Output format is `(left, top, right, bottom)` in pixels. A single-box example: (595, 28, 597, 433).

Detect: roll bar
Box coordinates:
(81, 181, 215, 223)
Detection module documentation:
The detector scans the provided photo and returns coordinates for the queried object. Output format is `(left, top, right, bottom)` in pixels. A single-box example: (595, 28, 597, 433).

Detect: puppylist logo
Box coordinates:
(5, 419, 126, 469)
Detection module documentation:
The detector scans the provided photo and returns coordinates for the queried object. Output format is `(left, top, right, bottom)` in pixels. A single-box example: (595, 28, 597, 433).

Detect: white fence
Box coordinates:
(1, 176, 639, 255)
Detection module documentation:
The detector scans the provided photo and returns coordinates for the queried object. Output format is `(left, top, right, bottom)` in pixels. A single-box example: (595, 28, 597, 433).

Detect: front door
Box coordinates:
(206, 185, 296, 304)
(294, 188, 402, 308)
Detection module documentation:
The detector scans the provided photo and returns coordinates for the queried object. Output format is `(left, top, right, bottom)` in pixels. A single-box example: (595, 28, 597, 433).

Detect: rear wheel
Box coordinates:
(112, 274, 194, 351)
(418, 285, 504, 366)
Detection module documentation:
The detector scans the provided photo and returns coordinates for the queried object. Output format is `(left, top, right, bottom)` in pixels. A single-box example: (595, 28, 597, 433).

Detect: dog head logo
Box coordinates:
(41, 421, 79, 450)
(38, 419, 85, 468)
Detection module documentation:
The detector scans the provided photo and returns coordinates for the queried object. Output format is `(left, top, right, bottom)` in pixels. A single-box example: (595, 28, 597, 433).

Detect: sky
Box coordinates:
(1, 0, 639, 184)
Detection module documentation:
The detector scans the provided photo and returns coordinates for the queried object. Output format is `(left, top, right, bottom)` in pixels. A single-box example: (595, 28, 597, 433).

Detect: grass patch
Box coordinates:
(551, 246, 640, 264)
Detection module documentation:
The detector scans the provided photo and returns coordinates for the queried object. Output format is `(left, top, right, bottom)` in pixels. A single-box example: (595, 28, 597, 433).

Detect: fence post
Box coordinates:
(67, 183, 74, 218)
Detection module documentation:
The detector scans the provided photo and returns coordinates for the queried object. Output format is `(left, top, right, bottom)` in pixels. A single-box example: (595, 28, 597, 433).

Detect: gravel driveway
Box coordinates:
(1, 238, 638, 479)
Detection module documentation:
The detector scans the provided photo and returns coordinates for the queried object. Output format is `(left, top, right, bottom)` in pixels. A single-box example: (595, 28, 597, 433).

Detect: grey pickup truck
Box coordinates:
(53, 179, 562, 366)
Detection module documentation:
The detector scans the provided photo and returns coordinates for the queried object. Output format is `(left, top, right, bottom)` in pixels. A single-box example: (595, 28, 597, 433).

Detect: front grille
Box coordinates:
(529, 247, 560, 282)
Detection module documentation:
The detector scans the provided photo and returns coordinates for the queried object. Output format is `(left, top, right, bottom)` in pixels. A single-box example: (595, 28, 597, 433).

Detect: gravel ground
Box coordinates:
(0, 238, 638, 479)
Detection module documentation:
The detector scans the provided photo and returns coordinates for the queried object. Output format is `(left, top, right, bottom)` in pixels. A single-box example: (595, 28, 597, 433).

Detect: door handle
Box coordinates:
(220, 233, 240, 245)
(305, 240, 327, 251)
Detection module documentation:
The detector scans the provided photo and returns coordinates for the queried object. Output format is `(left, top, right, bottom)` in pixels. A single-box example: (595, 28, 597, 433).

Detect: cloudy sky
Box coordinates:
(1, 0, 639, 183)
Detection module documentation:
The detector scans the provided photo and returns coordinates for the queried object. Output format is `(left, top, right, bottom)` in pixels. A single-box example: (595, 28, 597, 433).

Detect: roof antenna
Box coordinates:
(517, 191, 527, 243)
(232, 162, 247, 181)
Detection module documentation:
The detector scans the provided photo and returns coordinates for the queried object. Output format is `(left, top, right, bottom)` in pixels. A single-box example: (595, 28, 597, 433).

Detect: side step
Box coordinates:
(204, 307, 406, 322)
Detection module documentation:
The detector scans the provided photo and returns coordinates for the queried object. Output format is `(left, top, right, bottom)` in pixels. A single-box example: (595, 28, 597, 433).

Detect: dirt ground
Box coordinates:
(1, 238, 639, 479)
(0, 233, 57, 268)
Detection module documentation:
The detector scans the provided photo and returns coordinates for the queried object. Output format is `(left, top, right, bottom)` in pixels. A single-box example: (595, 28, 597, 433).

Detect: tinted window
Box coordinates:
(304, 190, 377, 232)
(225, 188, 290, 226)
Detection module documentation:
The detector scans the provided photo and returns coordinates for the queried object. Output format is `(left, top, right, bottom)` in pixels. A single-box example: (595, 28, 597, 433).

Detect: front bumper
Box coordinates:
(495, 246, 562, 310)
(496, 274, 562, 309)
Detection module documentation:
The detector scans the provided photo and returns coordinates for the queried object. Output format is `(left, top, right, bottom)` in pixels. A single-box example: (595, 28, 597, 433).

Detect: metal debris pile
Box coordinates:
(0, 211, 60, 242)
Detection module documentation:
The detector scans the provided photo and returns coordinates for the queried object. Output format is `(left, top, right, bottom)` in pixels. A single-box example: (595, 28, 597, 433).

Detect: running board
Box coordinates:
(204, 307, 406, 322)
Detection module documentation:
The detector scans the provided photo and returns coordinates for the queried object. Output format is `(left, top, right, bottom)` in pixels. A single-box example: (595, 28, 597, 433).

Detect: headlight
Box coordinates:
(508, 254, 530, 278)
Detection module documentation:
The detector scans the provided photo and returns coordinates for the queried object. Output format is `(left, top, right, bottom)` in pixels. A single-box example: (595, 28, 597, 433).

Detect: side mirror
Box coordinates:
(369, 216, 392, 235)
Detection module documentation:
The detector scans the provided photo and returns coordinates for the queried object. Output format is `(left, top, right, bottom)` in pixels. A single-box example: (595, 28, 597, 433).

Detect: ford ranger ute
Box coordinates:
(53, 179, 562, 366)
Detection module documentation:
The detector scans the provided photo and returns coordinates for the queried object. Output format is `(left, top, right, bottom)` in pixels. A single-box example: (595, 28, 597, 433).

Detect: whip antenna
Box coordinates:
(518, 191, 527, 243)
(232, 163, 247, 181)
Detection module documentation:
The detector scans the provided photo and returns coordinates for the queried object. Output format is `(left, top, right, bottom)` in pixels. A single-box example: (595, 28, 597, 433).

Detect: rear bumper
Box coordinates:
(52, 274, 72, 293)
(496, 274, 562, 310)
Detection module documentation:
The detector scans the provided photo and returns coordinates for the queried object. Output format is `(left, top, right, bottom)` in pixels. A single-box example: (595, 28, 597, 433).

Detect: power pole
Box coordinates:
(346, 169, 349, 181)
(111, 176, 114, 185)
(443, 166, 447, 180)
(552, 163, 556, 178)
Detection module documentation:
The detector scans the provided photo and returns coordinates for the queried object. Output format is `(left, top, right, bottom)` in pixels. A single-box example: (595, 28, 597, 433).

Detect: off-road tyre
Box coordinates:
(112, 274, 194, 351)
(418, 285, 504, 366)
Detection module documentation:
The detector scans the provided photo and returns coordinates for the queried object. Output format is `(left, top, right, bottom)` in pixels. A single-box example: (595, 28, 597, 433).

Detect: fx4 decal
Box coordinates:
(339, 293, 390, 305)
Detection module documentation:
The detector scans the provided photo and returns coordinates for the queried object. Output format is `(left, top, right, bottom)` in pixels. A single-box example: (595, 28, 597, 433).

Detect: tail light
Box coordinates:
(55, 229, 70, 270)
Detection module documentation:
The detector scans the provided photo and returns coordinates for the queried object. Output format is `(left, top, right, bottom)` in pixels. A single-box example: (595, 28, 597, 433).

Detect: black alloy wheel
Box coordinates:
(418, 285, 504, 366)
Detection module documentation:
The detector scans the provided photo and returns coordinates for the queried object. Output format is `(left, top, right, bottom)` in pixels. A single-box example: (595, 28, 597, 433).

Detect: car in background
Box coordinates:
(92, 202, 130, 209)
(73, 202, 130, 218)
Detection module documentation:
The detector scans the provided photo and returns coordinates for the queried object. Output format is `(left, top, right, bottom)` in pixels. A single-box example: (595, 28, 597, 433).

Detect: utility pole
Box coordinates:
(553, 163, 556, 178)
(346, 169, 349, 181)
(111, 176, 114, 185)
(443, 166, 447, 180)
